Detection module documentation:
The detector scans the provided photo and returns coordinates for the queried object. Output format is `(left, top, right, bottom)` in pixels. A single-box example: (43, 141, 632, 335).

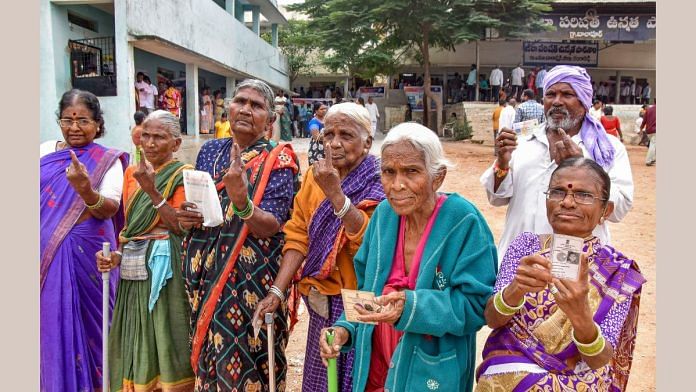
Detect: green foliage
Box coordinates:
(262, 20, 319, 85)
(453, 117, 473, 141)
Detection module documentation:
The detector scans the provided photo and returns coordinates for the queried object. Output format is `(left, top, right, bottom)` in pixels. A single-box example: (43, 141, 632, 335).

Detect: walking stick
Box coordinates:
(265, 313, 276, 392)
(326, 328, 338, 392)
(102, 242, 111, 392)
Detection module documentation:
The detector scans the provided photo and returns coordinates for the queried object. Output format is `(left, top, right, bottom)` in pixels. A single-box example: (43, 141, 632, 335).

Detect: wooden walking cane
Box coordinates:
(326, 329, 338, 392)
(102, 242, 111, 392)
(265, 313, 276, 392)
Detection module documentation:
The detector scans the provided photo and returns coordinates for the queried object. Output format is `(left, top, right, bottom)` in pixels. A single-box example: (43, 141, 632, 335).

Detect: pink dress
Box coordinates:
(365, 194, 447, 392)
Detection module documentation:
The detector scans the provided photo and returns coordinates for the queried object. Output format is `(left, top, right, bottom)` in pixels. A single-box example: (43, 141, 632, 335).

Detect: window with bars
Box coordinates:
(69, 37, 117, 96)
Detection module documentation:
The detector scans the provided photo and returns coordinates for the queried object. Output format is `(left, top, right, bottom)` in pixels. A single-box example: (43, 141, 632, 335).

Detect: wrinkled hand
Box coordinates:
(552, 253, 592, 323)
(510, 254, 554, 295)
(319, 327, 350, 366)
(95, 250, 121, 273)
(223, 143, 249, 207)
(496, 128, 518, 168)
(132, 149, 157, 194)
(176, 201, 204, 230)
(66, 150, 92, 193)
(312, 145, 342, 199)
(355, 291, 406, 325)
(252, 294, 282, 333)
(551, 129, 584, 165)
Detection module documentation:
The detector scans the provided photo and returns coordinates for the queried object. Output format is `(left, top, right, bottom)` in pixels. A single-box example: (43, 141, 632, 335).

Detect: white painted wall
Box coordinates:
(125, 0, 289, 89)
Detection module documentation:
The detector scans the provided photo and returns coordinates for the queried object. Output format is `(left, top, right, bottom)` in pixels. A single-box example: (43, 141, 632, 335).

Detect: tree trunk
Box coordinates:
(421, 25, 443, 135)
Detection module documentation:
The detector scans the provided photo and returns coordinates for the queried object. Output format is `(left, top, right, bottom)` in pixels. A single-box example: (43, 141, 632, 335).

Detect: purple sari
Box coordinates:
(475, 233, 646, 392)
(40, 142, 127, 392)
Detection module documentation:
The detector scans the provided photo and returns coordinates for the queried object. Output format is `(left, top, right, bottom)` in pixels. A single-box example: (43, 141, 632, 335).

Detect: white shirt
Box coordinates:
(40, 140, 124, 202)
(490, 68, 504, 86)
(135, 81, 151, 107)
(325, 88, 332, 99)
(147, 84, 158, 108)
(589, 107, 603, 122)
(480, 124, 634, 258)
(498, 106, 516, 132)
(366, 102, 380, 122)
(511, 67, 525, 86)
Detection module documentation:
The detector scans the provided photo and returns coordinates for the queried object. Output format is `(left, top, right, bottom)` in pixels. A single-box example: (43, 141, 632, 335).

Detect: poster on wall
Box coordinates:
(357, 86, 386, 100)
(523, 41, 599, 67)
(404, 86, 443, 112)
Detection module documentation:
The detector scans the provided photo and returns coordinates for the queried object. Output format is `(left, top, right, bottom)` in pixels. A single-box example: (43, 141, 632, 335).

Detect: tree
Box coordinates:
(290, 0, 553, 133)
(262, 20, 318, 87)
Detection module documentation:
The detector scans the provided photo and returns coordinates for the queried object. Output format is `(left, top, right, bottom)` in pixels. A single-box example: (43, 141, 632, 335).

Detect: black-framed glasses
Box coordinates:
(544, 189, 607, 205)
(57, 118, 95, 129)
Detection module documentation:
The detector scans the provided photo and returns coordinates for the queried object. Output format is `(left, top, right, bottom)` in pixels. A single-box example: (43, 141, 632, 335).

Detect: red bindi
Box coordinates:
(567, 183, 573, 189)
(72, 112, 77, 116)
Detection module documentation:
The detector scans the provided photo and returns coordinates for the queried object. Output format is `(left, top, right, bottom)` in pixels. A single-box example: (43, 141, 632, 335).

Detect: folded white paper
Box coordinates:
(183, 170, 224, 227)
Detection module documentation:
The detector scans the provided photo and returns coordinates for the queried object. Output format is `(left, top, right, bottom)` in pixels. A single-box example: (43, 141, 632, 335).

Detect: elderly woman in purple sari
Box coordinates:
(476, 157, 646, 392)
(255, 102, 386, 391)
(40, 89, 128, 392)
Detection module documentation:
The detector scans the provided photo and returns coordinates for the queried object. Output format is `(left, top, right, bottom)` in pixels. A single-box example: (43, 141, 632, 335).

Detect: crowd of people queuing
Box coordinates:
(41, 65, 648, 392)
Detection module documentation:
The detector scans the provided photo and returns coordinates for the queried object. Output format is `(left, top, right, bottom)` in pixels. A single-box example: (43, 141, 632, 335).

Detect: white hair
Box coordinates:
(381, 122, 453, 177)
(142, 110, 181, 138)
(324, 102, 373, 139)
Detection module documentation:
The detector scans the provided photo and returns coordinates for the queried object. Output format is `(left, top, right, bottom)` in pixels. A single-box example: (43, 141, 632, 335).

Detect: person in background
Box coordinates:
(308, 102, 328, 166)
(466, 64, 478, 101)
(213, 90, 225, 122)
(498, 96, 517, 134)
(642, 82, 652, 105)
(634, 83, 643, 105)
(214, 111, 232, 139)
(157, 81, 167, 110)
(135, 72, 151, 114)
(514, 89, 545, 124)
(511, 63, 525, 101)
(640, 103, 656, 166)
(162, 80, 182, 118)
(144, 76, 158, 115)
(479, 75, 490, 102)
(600, 105, 624, 142)
(200, 87, 214, 135)
(589, 100, 604, 122)
(535, 65, 548, 102)
(366, 96, 380, 135)
(492, 99, 506, 156)
(131, 111, 147, 164)
(357, 97, 365, 107)
(490, 65, 504, 103)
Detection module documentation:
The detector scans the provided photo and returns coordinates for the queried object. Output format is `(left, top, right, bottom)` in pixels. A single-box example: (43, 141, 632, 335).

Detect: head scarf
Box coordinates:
(543, 65, 615, 168)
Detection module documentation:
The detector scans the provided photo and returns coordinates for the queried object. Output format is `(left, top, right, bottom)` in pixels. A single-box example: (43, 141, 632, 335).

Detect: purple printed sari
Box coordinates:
(40, 142, 127, 392)
(475, 234, 646, 392)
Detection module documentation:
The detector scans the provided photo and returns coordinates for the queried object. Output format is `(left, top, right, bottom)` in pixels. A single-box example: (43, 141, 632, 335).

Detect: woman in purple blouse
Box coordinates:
(476, 157, 645, 392)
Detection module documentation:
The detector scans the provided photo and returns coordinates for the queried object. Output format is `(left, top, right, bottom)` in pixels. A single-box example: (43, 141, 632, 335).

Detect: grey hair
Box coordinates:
(233, 79, 275, 116)
(381, 122, 454, 177)
(142, 110, 181, 138)
(324, 102, 373, 140)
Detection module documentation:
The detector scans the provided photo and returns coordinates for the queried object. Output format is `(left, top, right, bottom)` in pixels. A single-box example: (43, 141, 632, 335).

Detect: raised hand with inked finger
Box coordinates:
(550, 128, 583, 165)
(312, 143, 343, 199)
(495, 127, 518, 170)
(132, 148, 157, 194)
(66, 150, 93, 194)
(223, 143, 250, 209)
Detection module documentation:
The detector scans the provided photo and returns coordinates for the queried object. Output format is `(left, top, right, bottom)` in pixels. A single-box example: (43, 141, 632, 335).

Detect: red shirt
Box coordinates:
(643, 105, 656, 134)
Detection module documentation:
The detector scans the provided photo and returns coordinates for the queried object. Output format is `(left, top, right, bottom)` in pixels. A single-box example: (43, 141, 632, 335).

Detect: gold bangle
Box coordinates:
(85, 193, 105, 210)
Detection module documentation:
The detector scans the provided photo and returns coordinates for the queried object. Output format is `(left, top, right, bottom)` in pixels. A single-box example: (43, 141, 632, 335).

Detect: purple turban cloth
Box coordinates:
(543, 65, 615, 168)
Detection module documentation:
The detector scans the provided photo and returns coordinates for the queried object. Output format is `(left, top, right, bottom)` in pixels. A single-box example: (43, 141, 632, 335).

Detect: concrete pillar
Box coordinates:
(225, 0, 234, 16)
(475, 40, 480, 102)
(107, 0, 136, 152)
(615, 71, 622, 104)
(226, 76, 236, 99)
(442, 71, 448, 104)
(271, 23, 279, 48)
(251, 6, 261, 36)
(186, 63, 200, 137)
(235, 1, 245, 23)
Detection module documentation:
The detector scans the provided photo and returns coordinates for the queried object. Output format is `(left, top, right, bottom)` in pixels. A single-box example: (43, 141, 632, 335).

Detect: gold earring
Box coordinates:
(599, 217, 605, 224)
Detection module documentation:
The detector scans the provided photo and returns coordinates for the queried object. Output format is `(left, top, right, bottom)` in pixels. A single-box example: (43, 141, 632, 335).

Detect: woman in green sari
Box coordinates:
(96, 110, 195, 392)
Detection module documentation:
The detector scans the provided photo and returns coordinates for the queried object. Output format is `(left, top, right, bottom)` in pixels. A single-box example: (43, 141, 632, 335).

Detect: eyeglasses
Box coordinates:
(57, 118, 95, 129)
(544, 189, 607, 205)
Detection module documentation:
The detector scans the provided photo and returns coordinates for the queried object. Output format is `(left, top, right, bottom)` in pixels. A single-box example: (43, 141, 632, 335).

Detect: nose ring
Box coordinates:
(400, 183, 405, 190)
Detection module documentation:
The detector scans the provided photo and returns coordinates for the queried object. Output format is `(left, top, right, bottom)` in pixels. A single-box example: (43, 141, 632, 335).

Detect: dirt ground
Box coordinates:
(283, 141, 656, 391)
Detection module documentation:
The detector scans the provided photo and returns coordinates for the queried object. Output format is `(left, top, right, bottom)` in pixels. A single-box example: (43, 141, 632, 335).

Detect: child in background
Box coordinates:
(214, 112, 232, 139)
(130, 111, 146, 164)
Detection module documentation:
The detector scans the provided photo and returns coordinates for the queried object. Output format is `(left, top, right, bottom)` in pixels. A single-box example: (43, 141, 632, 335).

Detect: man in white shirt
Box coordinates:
(490, 65, 504, 103)
(511, 63, 525, 101)
(588, 100, 603, 121)
(642, 82, 652, 105)
(535, 65, 547, 102)
(135, 72, 152, 114)
(498, 97, 517, 133)
(480, 65, 633, 258)
(325, 87, 333, 99)
(365, 96, 380, 135)
(143, 75, 158, 113)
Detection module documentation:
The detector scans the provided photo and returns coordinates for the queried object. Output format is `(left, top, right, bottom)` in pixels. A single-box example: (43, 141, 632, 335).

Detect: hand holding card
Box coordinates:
(550, 234, 584, 281)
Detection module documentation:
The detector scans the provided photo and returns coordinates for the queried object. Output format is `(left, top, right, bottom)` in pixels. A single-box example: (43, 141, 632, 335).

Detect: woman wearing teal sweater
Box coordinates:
(319, 122, 498, 392)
